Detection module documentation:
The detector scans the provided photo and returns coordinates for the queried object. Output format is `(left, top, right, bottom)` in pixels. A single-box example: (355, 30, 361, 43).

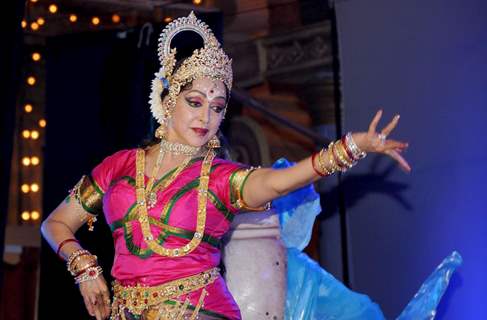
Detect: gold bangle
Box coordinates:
(332, 142, 348, 169)
(73, 260, 98, 276)
(67, 250, 97, 276)
(328, 142, 344, 172)
(334, 141, 354, 168)
(332, 142, 351, 170)
(71, 255, 98, 275)
(317, 148, 333, 175)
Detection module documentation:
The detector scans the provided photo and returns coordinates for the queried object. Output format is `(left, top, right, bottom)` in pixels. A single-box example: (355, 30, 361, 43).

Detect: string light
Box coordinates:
(31, 156, 40, 165)
(112, 14, 121, 24)
(164, 17, 173, 23)
(193, 0, 203, 5)
(39, 119, 47, 128)
(21, 211, 31, 221)
(69, 14, 78, 23)
(32, 52, 41, 62)
(22, 157, 31, 166)
(21, 184, 30, 193)
(27, 76, 36, 86)
(31, 210, 41, 220)
(21, 20, 27, 28)
(37, 17, 45, 26)
(91, 17, 100, 26)
(31, 130, 40, 140)
(48, 4, 58, 14)
(22, 130, 31, 139)
(30, 183, 39, 192)
(30, 22, 40, 31)
(24, 104, 33, 113)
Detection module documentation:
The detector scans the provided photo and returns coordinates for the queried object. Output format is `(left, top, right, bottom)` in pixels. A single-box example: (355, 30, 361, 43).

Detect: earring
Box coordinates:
(155, 124, 167, 139)
(207, 135, 221, 149)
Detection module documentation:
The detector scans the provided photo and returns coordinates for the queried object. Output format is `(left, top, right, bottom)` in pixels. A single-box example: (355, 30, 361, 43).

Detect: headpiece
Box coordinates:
(149, 11, 233, 128)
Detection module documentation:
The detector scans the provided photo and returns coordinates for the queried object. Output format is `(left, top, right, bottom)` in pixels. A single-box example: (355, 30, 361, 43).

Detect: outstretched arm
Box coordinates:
(241, 110, 411, 208)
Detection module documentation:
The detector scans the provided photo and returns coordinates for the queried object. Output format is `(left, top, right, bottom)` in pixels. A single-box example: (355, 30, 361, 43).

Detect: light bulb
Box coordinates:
(21, 211, 31, 221)
(31, 210, 40, 220)
(21, 184, 30, 193)
(31, 156, 40, 165)
(22, 157, 31, 166)
(112, 14, 121, 24)
(32, 52, 41, 61)
(27, 76, 36, 86)
(22, 130, 31, 139)
(30, 183, 39, 192)
(48, 4, 58, 14)
(31, 130, 40, 140)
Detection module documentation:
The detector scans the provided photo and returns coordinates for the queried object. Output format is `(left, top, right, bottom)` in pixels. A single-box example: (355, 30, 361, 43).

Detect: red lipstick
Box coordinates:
(191, 128, 208, 136)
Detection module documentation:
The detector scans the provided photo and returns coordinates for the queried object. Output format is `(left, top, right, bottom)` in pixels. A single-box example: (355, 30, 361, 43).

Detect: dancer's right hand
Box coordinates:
(79, 275, 111, 320)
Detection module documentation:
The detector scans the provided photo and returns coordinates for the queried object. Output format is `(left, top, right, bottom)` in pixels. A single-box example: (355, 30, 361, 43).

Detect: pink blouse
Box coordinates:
(90, 149, 245, 319)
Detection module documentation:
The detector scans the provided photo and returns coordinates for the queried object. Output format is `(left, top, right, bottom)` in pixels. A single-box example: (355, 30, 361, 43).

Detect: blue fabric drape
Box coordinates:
(272, 158, 461, 320)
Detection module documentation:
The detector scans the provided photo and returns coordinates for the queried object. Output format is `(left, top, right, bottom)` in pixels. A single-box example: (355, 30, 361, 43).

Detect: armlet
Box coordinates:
(68, 175, 103, 231)
(230, 167, 271, 212)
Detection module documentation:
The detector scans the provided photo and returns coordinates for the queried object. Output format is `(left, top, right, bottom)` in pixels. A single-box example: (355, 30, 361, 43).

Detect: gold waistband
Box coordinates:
(112, 268, 219, 317)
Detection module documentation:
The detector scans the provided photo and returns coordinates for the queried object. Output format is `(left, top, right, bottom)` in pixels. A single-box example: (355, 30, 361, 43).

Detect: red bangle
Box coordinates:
(56, 238, 79, 259)
(311, 152, 326, 177)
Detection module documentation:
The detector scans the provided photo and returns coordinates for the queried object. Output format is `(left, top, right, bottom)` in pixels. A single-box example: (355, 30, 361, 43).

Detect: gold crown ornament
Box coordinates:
(149, 11, 233, 127)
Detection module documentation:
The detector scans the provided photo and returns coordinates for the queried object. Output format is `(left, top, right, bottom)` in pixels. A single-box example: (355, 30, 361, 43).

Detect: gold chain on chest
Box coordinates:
(135, 148, 215, 257)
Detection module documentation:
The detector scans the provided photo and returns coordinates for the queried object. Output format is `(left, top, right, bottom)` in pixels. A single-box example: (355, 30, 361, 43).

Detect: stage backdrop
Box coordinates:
(330, 0, 487, 318)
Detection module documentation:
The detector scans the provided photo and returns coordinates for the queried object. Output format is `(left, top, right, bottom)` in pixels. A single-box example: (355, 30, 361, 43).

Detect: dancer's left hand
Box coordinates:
(352, 110, 411, 172)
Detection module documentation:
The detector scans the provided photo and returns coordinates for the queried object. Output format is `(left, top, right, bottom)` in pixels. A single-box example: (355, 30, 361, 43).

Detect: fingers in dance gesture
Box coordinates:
(352, 110, 411, 172)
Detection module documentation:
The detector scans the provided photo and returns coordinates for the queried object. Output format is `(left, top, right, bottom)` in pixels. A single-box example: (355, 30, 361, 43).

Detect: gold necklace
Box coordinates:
(159, 139, 201, 156)
(135, 148, 215, 257)
(145, 140, 200, 208)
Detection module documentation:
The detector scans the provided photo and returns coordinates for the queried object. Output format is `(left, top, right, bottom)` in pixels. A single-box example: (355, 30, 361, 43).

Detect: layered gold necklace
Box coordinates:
(145, 141, 201, 208)
(135, 140, 214, 257)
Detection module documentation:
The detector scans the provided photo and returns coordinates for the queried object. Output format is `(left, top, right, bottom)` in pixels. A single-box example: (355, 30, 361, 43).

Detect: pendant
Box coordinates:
(146, 192, 157, 209)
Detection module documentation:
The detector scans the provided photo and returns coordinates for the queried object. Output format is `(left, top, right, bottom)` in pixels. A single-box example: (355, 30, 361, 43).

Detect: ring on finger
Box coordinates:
(378, 133, 387, 145)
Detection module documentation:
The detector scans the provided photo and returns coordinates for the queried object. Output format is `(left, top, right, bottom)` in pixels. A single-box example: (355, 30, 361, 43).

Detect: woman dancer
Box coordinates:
(41, 12, 410, 320)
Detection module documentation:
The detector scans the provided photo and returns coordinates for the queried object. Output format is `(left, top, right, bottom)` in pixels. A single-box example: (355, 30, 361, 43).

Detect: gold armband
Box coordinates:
(230, 167, 271, 212)
(68, 175, 104, 231)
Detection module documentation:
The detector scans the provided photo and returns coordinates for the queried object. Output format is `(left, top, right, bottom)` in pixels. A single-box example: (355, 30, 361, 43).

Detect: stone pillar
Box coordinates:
(223, 211, 287, 320)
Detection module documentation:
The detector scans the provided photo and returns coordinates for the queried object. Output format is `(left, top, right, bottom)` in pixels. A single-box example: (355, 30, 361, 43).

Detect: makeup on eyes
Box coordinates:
(185, 94, 225, 113)
(185, 96, 203, 107)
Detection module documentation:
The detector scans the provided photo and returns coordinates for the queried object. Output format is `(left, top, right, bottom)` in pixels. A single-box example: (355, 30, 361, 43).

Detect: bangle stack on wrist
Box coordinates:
(74, 266, 103, 284)
(66, 248, 102, 284)
(311, 132, 367, 177)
